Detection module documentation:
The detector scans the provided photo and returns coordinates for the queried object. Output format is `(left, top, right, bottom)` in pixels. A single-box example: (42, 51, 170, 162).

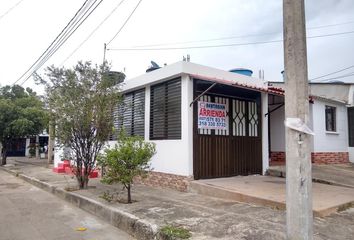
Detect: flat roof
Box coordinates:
(121, 61, 267, 93)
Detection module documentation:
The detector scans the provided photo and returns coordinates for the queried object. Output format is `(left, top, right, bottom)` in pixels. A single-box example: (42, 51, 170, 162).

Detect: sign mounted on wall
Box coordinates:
(198, 101, 228, 130)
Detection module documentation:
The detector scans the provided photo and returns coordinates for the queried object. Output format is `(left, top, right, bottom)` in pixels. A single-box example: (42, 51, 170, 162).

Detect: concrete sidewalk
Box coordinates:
(268, 163, 354, 188)
(1, 158, 354, 240)
(190, 175, 354, 217)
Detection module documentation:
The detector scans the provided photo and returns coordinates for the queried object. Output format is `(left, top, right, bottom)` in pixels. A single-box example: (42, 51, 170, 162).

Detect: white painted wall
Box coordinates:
(312, 99, 348, 152)
(25, 138, 30, 157)
(262, 92, 269, 174)
(270, 99, 348, 153)
(54, 145, 63, 167)
(106, 75, 194, 176)
(269, 105, 285, 152)
(147, 75, 193, 176)
(348, 147, 354, 163)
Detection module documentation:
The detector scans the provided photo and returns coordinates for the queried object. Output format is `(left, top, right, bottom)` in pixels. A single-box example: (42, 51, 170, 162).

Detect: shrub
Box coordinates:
(98, 132, 156, 203)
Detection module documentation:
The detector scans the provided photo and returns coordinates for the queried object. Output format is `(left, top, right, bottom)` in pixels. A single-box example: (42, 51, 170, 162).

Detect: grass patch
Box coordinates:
(64, 186, 79, 192)
(99, 190, 114, 202)
(337, 202, 354, 212)
(160, 225, 191, 239)
(99, 190, 137, 204)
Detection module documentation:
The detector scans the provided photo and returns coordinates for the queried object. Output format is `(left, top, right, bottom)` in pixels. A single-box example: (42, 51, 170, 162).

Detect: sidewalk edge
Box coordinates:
(0, 167, 160, 240)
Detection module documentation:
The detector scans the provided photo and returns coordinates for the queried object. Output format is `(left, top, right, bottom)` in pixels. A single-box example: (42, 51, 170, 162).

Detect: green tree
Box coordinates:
(41, 61, 124, 189)
(0, 85, 47, 165)
(99, 132, 156, 203)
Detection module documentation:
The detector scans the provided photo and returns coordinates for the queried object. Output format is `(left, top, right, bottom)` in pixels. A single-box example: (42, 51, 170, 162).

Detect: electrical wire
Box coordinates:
(13, 0, 93, 85)
(16, 0, 105, 86)
(60, 0, 126, 65)
(308, 20, 354, 30)
(27, 0, 103, 80)
(107, 30, 354, 51)
(106, 0, 143, 46)
(309, 65, 354, 81)
(0, 0, 25, 22)
(311, 72, 354, 82)
(123, 20, 354, 49)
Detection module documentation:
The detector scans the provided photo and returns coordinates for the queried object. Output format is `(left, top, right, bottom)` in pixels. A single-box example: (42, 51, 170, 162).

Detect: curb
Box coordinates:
(1, 167, 160, 240)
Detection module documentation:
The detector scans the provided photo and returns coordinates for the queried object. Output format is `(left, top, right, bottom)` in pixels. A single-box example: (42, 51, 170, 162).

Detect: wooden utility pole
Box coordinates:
(283, 0, 313, 239)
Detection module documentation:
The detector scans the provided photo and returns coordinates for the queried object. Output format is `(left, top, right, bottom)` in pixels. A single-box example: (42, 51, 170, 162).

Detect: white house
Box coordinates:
(107, 61, 270, 191)
(269, 81, 354, 165)
(54, 61, 353, 191)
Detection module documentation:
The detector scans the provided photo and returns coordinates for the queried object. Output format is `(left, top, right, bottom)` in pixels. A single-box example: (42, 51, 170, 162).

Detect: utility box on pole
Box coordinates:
(283, 0, 313, 239)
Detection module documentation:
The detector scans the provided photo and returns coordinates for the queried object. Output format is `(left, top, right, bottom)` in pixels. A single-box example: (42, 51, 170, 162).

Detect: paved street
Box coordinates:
(0, 170, 134, 240)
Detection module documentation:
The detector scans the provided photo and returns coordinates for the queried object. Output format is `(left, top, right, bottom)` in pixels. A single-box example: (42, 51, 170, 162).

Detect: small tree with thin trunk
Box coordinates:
(98, 132, 156, 203)
(40, 61, 124, 189)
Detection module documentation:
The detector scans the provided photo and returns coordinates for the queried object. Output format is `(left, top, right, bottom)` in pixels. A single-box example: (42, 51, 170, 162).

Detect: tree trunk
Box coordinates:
(127, 184, 132, 204)
(77, 173, 89, 189)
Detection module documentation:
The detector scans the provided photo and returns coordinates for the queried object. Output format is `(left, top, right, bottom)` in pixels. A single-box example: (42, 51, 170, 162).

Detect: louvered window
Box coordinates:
(150, 78, 181, 140)
(112, 89, 145, 139)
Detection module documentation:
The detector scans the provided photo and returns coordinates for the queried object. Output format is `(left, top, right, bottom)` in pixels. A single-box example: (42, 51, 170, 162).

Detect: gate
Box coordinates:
(193, 81, 262, 179)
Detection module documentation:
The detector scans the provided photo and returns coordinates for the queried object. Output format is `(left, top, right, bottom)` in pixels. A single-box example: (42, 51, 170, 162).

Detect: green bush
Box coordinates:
(98, 132, 156, 203)
(28, 144, 36, 157)
(160, 225, 192, 239)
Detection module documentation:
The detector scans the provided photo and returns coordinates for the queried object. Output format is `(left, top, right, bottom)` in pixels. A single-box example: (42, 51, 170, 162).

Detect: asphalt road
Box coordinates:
(0, 170, 134, 240)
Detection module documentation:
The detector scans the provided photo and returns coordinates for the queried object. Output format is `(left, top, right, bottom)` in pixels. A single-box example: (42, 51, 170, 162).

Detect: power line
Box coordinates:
(309, 65, 354, 81)
(109, 39, 282, 51)
(29, 0, 99, 76)
(27, 0, 104, 80)
(106, 0, 143, 46)
(61, 0, 126, 65)
(308, 20, 354, 29)
(107, 30, 354, 51)
(13, 0, 93, 85)
(0, 0, 25, 22)
(122, 20, 354, 49)
(312, 72, 354, 82)
(16, 0, 105, 86)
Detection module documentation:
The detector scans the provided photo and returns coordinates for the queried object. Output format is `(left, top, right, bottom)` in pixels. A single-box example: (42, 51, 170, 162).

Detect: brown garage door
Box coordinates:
(193, 93, 262, 180)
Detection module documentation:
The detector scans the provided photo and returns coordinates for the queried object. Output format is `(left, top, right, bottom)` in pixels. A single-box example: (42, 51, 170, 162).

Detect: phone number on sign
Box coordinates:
(198, 121, 226, 128)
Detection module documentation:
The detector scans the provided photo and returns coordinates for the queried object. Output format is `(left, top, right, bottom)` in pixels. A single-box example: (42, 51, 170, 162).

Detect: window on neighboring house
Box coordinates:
(150, 78, 181, 140)
(348, 107, 354, 147)
(111, 89, 145, 140)
(325, 105, 336, 132)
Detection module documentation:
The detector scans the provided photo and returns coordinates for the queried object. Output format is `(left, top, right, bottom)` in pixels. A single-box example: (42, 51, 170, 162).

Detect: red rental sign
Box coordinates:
(198, 101, 227, 130)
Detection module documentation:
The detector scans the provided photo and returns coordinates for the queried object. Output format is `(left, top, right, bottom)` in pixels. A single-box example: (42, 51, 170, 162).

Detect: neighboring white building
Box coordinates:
(269, 81, 354, 164)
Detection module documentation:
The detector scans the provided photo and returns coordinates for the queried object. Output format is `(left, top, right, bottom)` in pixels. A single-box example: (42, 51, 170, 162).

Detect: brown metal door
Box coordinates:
(194, 95, 262, 179)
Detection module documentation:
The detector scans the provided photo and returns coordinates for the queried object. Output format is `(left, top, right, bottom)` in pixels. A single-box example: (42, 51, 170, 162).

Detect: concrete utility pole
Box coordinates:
(35, 135, 40, 159)
(47, 121, 55, 165)
(283, 0, 313, 239)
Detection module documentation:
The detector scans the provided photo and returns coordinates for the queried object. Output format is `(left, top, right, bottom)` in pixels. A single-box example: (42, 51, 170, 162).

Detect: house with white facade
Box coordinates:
(53, 61, 354, 191)
(107, 61, 270, 191)
(269, 81, 354, 165)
